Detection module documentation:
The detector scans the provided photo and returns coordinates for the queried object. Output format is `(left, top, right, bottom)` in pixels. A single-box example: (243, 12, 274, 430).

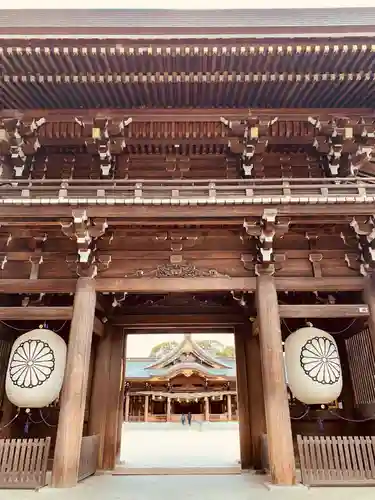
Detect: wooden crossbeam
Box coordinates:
(0, 108, 371, 122)
(0, 306, 73, 320)
(279, 304, 369, 318)
(0, 276, 365, 294)
(111, 313, 243, 327)
(0, 306, 104, 335)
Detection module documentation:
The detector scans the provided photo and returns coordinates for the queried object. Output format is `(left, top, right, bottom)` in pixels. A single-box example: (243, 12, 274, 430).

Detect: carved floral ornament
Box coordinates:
(124, 262, 230, 279)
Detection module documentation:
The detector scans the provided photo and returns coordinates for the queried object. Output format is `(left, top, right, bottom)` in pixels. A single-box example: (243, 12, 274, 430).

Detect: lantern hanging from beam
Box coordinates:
(5, 328, 67, 409)
(284, 326, 342, 405)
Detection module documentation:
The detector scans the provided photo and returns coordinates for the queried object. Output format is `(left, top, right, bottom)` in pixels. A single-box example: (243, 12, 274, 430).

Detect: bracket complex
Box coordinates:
(243, 209, 290, 275)
(61, 209, 111, 277)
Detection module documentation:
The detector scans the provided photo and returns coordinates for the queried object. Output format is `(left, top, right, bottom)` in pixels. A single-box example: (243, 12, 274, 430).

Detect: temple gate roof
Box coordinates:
(125, 334, 236, 380)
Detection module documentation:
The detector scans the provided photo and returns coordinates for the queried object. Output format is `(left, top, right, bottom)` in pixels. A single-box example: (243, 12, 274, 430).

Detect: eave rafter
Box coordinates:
(4, 72, 375, 85)
(3, 72, 375, 109)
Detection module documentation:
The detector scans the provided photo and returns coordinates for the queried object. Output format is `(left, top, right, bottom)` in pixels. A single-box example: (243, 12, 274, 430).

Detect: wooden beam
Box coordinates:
(0, 276, 365, 294)
(0, 306, 104, 335)
(1, 108, 371, 122)
(0, 204, 374, 220)
(111, 314, 245, 327)
(279, 304, 369, 318)
(0, 306, 73, 320)
(0, 279, 77, 293)
(121, 326, 235, 335)
(274, 277, 364, 292)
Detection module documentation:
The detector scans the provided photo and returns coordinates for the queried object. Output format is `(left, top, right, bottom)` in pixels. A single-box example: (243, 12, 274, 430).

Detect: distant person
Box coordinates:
(181, 413, 186, 425)
(187, 412, 192, 426)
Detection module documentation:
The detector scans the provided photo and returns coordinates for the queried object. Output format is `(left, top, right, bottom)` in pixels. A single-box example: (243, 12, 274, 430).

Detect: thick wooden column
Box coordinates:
(116, 333, 127, 458)
(244, 333, 266, 470)
(124, 395, 130, 422)
(204, 396, 209, 421)
(234, 331, 252, 469)
(52, 278, 96, 488)
(88, 327, 112, 469)
(166, 396, 171, 421)
(256, 273, 295, 485)
(364, 277, 375, 354)
(102, 328, 126, 470)
(227, 394, 232, 421)
(144, 395, 149, 422)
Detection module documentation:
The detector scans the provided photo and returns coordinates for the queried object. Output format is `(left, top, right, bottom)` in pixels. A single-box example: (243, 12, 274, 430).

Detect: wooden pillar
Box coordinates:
(204, 396, 210, 421)
(124, 395, 130, 422)
(245, 333, 266, 470)
(166, 396, 171, 422)
(102, 327, 126, 470)
(144, 395, 149, 422)
(227, 394, 232, 421)
(234, 331, 252, 469)
(88, 328, 112, 469)
(256, 273, 295, 485)
(116, 333, 127, 458)
(52, 278, 96, 488)
(364, 277, 375, 354)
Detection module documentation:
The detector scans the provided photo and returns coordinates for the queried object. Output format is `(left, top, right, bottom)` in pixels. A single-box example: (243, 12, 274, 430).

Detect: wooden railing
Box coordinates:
(209, 414, 228, 422)
(78, 435, 99, 482)
(0, 437, 50, 490)
(0, 177, 374, 206)
(149, 414, 167, 422)
(297, 435, 375, 486)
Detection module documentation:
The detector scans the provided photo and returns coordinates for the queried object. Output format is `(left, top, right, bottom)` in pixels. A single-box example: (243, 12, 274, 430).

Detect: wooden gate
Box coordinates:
(78, 435, 99, 482)
(297, 435, 375, 486)
(0, 437, 50, 489)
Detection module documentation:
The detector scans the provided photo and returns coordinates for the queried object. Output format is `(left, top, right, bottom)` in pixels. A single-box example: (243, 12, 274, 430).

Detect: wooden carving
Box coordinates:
(124, 262, 230, 279)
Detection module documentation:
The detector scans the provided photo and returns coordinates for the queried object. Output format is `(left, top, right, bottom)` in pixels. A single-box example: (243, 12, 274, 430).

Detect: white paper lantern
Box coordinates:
(284, 326, 342, 405)
(5, 329, 67, 408)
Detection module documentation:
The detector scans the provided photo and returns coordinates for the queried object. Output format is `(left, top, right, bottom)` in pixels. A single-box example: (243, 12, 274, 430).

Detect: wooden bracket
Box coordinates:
(350, 215, 375, 276)
(61, 211, 109, 275)
(309, 253, 323, 278)
(243, 209, 290, 275)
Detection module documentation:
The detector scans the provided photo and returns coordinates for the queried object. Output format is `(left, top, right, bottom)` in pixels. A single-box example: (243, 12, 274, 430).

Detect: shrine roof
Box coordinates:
(2, 8, 375, 109)
(125, 358, 236, 379)
(125, 335, 236, 380)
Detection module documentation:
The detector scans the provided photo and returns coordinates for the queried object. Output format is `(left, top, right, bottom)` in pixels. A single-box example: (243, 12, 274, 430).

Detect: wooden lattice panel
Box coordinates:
(297, 435, 375, 486)
(0, 438, 50, 489)
(346, 329, 375, 407)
